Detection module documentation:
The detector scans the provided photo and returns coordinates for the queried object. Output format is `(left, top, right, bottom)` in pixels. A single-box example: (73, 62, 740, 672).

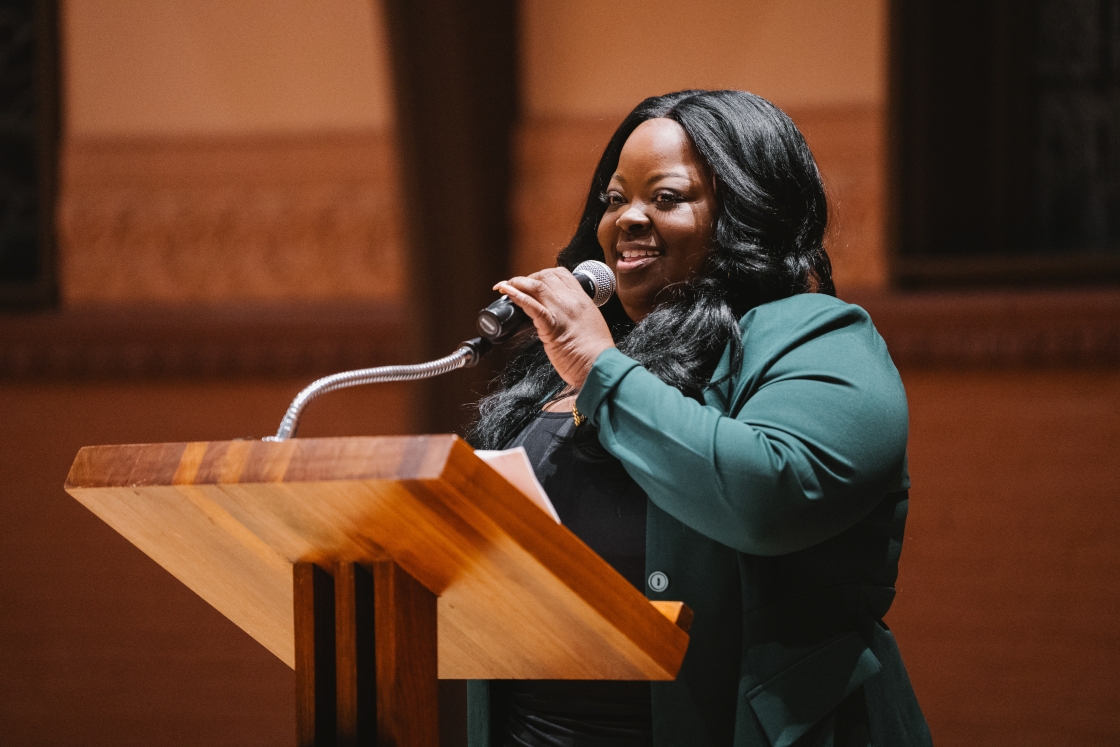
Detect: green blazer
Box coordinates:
(468, 293, 932, 747)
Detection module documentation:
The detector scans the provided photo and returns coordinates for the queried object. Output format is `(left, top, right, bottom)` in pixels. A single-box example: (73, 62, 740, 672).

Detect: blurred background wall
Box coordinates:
(515, 0, 889, 289)
(60, 0, 403, 305)
(0, 1, 1117, 746)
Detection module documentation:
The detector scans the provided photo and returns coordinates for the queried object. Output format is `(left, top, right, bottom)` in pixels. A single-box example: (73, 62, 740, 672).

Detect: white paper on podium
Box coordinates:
(474, 447, 561, 523)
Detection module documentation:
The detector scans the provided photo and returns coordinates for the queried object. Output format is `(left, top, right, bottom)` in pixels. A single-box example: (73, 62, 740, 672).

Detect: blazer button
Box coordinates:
(648, 571, 669, 593)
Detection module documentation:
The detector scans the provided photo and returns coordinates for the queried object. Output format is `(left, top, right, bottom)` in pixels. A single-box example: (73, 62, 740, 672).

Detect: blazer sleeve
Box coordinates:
(575, 294, 909, 556)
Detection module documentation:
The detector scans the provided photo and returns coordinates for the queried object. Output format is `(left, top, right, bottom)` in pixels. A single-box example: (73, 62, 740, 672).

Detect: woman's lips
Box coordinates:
(614, 246, 662, 272)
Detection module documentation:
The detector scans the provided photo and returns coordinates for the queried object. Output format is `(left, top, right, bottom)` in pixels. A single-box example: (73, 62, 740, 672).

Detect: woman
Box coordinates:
(467, 90, 932, 747)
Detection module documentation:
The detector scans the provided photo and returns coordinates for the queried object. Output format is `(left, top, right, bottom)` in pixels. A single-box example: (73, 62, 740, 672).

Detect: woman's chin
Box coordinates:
(617, 292, 653, 323)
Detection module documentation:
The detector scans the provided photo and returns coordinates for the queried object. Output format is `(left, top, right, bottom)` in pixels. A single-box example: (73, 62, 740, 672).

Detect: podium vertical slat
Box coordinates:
(373, 559, 439, 747)
(335, 562, 375, 747)
(295, 562, 336, 747)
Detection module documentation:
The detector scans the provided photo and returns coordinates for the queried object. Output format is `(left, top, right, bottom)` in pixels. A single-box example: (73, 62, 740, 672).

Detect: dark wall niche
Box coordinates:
(0, 0, 57, 308)
(891, 0, 1120, 287)
(383, 0, 519, 438)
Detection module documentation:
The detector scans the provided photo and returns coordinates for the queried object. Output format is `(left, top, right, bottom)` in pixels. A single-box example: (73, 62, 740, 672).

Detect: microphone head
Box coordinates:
(573, 260, 615, 307)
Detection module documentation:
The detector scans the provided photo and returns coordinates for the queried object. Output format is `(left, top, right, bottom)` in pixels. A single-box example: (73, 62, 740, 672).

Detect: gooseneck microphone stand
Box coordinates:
(265, 337, 492, 441)
(266, 261, 614, 441)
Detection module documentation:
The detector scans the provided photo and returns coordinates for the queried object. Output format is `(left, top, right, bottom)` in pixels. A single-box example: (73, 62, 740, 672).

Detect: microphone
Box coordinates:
(477, 260, 616, 343)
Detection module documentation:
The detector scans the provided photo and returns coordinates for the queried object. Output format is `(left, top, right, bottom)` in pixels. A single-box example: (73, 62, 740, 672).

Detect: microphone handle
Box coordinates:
(477, 274, 597, 343)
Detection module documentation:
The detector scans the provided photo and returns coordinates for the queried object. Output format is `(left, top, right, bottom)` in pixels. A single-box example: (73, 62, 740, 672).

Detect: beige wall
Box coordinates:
(59, 0, 889, 304)
(522, 0, 884, 117)
(515, 0, 888, 290)
(63, 0, 393, 137)
(58, 0, 403, 306)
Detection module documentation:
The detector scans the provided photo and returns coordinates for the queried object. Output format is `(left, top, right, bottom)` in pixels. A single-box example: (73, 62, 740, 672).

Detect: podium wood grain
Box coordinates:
(65, 435, 690, 680)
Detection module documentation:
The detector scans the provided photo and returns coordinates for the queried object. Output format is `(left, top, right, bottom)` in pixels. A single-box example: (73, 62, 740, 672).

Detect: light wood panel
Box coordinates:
(369, 559, 439, 747)
(65, 435, 690, 680)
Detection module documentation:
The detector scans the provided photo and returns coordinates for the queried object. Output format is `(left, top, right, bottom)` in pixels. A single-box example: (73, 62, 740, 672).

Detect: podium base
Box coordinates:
(295, 560, 438, 747)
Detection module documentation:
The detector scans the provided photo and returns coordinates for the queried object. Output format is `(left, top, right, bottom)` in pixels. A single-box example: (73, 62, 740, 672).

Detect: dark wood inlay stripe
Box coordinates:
(66, 442, 187, 489)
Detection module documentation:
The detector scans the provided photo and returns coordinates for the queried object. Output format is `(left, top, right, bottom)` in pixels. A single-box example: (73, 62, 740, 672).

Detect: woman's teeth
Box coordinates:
(620, 249, 660, 258)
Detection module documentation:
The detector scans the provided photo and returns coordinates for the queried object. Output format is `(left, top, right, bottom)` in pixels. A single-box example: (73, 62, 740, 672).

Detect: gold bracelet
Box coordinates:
(571, 401, 585, 427)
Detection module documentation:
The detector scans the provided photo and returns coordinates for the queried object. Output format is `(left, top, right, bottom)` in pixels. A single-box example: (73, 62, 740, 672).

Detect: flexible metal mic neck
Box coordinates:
(265, 337, 491, 441)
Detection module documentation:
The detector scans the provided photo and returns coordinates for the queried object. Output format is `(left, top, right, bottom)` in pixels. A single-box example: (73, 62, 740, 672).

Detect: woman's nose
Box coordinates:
(616, 204, 650, 233)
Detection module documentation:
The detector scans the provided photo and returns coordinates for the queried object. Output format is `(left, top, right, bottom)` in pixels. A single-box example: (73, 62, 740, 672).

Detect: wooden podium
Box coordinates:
(65, 435, 691, 746)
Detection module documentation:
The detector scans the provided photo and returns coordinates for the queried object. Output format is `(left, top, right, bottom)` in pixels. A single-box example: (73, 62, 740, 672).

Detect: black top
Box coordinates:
(496, 411, 652, 747)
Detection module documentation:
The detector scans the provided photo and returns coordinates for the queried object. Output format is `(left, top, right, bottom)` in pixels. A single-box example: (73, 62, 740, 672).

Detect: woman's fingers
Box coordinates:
(497, 269, 580, 305)
(492, 268, 615, 388)
(494, 279, 555, 327)
(496, 270, 586, 334)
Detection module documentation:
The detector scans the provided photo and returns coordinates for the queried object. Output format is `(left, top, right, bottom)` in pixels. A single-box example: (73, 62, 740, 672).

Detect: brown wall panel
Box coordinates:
(0, 378, 414, 746)
(4, 365, 1118, 744)
(888, 368, 1120, 746)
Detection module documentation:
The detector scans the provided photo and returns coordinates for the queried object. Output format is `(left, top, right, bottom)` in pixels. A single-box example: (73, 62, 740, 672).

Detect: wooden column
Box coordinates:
(302, 560, 439, 747)
(372, 559, 439, 747)
(335, 562, 376, 747)
(295, 562, 337, 747)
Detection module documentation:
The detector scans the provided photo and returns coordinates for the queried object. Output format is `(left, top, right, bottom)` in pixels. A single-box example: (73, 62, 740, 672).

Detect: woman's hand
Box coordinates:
(495, 268, 615, 388)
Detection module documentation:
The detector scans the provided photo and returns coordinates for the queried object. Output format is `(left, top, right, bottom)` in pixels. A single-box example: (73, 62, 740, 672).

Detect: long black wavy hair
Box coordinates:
(467, 89, 834, 452)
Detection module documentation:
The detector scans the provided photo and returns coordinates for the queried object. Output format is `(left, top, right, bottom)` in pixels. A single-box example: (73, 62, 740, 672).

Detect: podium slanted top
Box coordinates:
(65, 435, 689, 680)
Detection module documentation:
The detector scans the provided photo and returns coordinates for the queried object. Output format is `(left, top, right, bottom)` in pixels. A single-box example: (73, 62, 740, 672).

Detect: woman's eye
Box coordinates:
(602, 191, 626, 206)
(653, 191, 684, 207)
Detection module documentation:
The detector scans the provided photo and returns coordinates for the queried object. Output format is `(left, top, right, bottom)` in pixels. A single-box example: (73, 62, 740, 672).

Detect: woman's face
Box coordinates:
(597, 117, 716, 322)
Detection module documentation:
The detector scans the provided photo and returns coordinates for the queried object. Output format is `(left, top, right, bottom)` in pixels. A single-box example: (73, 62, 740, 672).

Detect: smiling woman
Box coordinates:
(597, 118, 716, 322)
(470, 90, 930, 747)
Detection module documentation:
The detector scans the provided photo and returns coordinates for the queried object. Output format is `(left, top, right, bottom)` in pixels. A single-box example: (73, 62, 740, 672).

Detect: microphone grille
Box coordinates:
(573, 260, 616, 307)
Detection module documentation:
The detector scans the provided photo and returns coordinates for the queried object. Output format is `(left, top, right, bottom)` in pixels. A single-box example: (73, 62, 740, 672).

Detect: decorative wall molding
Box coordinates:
(512, 104, 886, 289)
(19, 118, 1117, 378)
(60, 108, 884, 307)
(0, 302, 407, 379)
(0, 289, 1115, 380)
(850, 288, 1120, 368)
(58, 131, 406, 305)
